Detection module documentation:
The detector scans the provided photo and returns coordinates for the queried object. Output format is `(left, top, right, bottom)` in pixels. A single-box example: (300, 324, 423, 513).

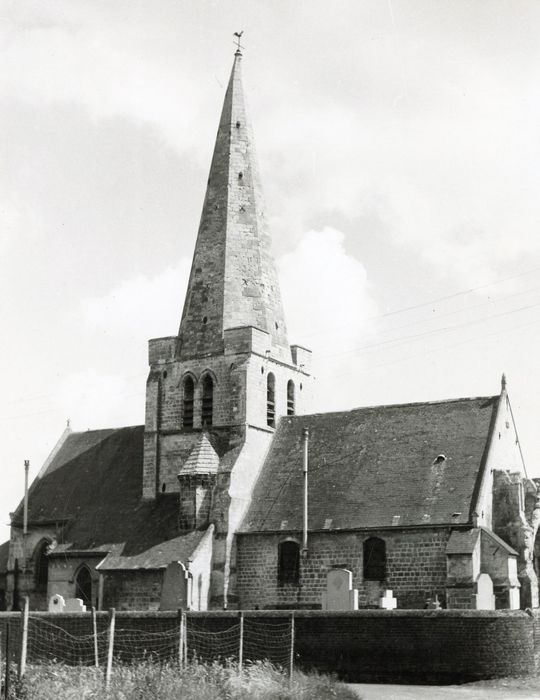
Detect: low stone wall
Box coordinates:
(0, 609, 538, 683)
(188, 609, 538, 683)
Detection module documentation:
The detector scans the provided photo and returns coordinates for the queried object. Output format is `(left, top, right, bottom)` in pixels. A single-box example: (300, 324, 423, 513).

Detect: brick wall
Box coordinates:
(237, 528, 450, 609)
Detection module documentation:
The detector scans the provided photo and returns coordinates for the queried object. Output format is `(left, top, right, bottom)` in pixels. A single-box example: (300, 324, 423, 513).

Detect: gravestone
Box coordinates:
(64, 597, 86, 612)
(475, 573, 495, 610)
(48, 594, 65, 613)
(509, 586, 520, 610)
(426, 594, 442, 610)
(321, 568, 358, 611)
(160, 561, 190, 611)
(380, 589, 397, 610)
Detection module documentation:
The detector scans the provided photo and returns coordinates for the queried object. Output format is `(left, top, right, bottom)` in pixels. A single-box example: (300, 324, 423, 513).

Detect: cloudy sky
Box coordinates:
(2, 0, 540, 542)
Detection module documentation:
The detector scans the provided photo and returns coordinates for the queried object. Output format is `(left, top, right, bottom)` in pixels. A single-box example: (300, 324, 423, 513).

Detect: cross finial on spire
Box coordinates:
(501, 373, 507, 392)
(233, 30, 244, 55)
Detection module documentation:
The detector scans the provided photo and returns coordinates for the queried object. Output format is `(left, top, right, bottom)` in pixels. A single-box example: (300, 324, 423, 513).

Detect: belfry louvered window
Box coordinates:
(201, 375, 214, 427)
(266, 373, 276, 427)
(287, 380, 295, 416)
(183, 376, 194, 428)
(363, 537, 386, 581)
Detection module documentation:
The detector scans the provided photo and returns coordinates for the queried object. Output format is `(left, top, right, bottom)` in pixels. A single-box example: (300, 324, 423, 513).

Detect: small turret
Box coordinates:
(177, 433, 219, 530)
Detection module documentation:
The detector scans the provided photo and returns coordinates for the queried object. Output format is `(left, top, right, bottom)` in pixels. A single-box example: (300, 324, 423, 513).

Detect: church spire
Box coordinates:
(177, 50, 289, 359)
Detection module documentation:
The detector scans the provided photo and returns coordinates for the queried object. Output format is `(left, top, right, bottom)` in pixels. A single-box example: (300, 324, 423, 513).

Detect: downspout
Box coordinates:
(302, 428, 309, 557)
(23, 460, 29, 567)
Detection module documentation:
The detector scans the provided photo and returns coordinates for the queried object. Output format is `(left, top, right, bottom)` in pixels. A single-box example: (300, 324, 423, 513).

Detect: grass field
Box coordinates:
(7, 660, 359, 699)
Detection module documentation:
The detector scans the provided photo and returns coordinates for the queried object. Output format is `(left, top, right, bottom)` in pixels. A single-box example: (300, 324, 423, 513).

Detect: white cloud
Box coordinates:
(82, 261, 191, 341)
(279, 227, 377, 410)
(54, 369, 143, 432)
(0, 4, 204, 154)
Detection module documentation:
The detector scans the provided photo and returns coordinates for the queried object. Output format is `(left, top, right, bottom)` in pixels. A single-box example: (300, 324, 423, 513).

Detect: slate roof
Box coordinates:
(0, 540, 9, 576)
(179, 433, 220, 475)
(97, 531, 206, 571)
(11, 426, 197, 569)
(241, 395, 500, 532)
(446, 527, 518, 556)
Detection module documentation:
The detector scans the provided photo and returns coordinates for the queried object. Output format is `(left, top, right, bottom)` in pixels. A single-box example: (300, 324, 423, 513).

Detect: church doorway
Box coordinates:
(75, 566, 92, 608)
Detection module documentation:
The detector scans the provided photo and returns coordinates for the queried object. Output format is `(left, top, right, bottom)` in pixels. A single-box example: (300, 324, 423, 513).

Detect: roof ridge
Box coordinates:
(285, 395, 498, 421)
(68, 424, 144, 436)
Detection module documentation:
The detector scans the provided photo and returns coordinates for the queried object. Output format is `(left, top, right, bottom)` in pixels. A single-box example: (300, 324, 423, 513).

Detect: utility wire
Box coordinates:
(299, 265, 540, 338)
(318, 299, 540, 360)
(328, 315, 540, 379)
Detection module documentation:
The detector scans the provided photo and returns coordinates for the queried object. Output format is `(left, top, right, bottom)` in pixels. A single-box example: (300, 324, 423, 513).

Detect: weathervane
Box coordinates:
(233, 30, 244, 53)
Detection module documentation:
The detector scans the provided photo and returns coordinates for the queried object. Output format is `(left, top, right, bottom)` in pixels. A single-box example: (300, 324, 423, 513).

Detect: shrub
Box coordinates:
(11, 659, 360, 699)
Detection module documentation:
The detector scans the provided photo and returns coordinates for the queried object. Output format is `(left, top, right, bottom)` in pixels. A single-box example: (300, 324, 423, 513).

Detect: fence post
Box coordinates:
(178, 609, 185, 668)
(288, 613, 295, 688)
(184, 611, 188, 664)
(19, 596, 29, 680)
(238, 612, 244, 677)
(105, 608, 115, 689)
(4, 623, 10, 700)
(91, 607, 99, 668)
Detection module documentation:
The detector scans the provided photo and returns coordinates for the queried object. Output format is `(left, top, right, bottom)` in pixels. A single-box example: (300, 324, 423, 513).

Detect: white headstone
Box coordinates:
(475, 573, 495, 610)
(48, 594, 65, 613)
(322, 568, 358, 611)
(380, 589, 397, 610)
(426, 594, 442, 610)
(509, 586, 520, 610)
(64, 597, 86, 612)
(160, 561, 190, 611)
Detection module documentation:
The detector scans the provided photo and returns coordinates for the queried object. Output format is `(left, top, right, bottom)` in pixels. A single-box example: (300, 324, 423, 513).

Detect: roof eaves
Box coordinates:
(480, 526, 519, 556)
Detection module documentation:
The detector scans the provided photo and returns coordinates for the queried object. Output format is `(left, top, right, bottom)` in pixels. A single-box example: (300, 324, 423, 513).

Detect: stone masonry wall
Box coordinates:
(1, 609, 536, 683)
(102, 570, 163, 611)
(237, 528, 450, 609)
(143, 339, 311, 498)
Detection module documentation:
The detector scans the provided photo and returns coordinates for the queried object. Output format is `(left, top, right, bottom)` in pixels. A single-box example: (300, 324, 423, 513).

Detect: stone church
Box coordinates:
(1, 49, 539, 613)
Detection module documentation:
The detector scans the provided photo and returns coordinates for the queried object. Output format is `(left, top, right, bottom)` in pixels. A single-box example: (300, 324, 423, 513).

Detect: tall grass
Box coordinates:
(9, 659, 360, 699)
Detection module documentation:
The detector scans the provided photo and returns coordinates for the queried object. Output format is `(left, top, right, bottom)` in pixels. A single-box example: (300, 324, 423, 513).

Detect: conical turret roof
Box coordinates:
(178, 432, 220, 476)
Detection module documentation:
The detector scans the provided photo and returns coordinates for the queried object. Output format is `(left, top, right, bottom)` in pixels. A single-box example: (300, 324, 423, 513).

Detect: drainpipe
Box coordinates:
(302, 429, 309, 557)
(23, 460, 29, 568)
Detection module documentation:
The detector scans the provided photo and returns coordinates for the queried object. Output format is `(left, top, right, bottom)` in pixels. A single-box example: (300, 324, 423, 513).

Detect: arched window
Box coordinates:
(201, 375, 214, 427)
(182, 376, 194, 428)
(75, 565, 92, 608)
(278, 540, 300, 585)
(267, 373, 276, 427)
(287, 380, 295, 416)
(363, 537, 386, 581)
(34, 540, 50, 591)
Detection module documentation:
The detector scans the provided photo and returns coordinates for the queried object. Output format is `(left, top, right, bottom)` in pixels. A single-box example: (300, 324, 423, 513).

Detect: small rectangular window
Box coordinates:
(278, 541, 300, 585)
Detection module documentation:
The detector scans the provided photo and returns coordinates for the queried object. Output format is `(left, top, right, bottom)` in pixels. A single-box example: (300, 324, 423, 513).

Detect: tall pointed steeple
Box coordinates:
(178, 49, 289, 360)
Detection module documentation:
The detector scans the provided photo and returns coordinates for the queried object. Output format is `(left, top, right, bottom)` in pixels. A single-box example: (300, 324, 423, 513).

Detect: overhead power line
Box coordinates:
(319, 299, 540, 361)
(300, 265, 540, 339)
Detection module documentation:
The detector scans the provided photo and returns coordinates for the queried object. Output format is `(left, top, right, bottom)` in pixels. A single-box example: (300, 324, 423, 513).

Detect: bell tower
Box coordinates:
(141, 49, 313, 606)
